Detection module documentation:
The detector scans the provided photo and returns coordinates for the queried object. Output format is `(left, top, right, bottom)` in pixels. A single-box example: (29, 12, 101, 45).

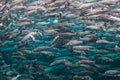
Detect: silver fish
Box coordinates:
(73, 45, 94, 51)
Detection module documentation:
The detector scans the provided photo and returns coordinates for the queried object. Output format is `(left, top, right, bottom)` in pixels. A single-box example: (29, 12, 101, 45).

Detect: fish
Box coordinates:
(12, 55, 26, 60)
(100, 0, 120, 5)
(23, 9, 38, 17)
(43, 12, 61, 17)
(78, 64, 97, 72)
(50, 59, 75, 68)
(43, 29, 58, 35)
(71, 1, 94, 10)
(74, 70, 94, 76)
(48, 0, 68, 7)
(63, 13, 77, 19)
(40, 51, 56, 57)
(76, 60, 95, 65)
(73, 75, 93, 80)
(84, 25, 106, 31)
(86, 7, 110, 16)
(11, 74, 21, 80)
(49, 77, 63, 80)
(72, 45, 94, 51)
(96, 40, 114, 44)
(10, 5, 26, 11)
(21, 31, 42, 42)
(80, 0, 95, 3)
(94, 49, 109, 54)
(73, 50, 87, 54)
(26, 6, 48, 11)
(12, 0, 26, 3)
(27, 1, 45, 6)
(6, 69, 18, 76)
(20, 49, 34, 55)
(6, 32, 21, 40)
(103, 70, 120, 77)
(92, 14, 120, 22)
(95, 56, 114, 64)
(21, 32, 37, 42)
(33, 46, 52, 52)
(73, 55, 88, 60)
(17, 21, 31, 27)
(50, 59, 66, 66)
(64, 40, 83, 47)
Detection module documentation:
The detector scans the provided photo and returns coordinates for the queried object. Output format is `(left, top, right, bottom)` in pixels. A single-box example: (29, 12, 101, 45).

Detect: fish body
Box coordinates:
(73, 45, 94, 51)
(21, 32, 37, 42)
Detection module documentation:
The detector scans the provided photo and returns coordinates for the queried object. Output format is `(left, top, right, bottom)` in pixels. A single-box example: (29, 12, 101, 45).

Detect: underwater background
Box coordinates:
(0, 0, 120, 80)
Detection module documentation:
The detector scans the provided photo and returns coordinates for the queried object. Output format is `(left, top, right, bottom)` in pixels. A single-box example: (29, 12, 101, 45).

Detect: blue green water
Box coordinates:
(0, 0, 120, 80)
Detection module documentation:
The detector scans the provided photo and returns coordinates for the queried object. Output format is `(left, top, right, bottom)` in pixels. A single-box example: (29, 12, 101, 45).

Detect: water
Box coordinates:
(0, 0, 120, 80)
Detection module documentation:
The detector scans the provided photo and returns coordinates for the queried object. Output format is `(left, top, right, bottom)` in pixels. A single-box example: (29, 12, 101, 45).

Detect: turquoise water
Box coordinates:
(0, 0, 120, 80)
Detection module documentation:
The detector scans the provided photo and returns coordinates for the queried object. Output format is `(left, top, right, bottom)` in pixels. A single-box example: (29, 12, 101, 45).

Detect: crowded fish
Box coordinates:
(0, 0, 120, 80)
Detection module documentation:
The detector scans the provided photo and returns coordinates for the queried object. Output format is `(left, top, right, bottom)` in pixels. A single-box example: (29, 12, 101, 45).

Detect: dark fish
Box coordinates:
(75, 70, 94, 76)
(95, 56, 114, 64)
